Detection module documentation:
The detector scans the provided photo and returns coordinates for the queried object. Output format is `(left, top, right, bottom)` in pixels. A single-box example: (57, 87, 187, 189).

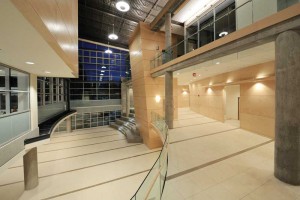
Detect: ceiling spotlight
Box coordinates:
(105, 49, 112, 54)
(102, 66, 106, 69)
(116, 0, 130, 12)
(216, 62, 220, 65)
(25, 61, 35, 65)
(100, 73, 104, 76)
(219, 31, 228, 37)
(44, 71, 51, 74)
(101, 70, 105, 72)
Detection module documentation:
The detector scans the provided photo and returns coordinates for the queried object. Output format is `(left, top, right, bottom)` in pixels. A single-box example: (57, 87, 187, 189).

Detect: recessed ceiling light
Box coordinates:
(116, 0, 130, 12)
(100, 73, 104, 76)
(108, 33, 118, 40)
(26, 61, 35, 65)
(101, 70, 105, 72)
(177, 73, 180, 75)
(102, 66, 106, 69)
(216, 62, 220, 65)
(219, 31, 228, 37)
(44, 71, 51, 74)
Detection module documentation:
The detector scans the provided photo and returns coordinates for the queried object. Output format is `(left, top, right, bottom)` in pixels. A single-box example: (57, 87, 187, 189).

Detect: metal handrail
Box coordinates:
(130, 112, 169, 200)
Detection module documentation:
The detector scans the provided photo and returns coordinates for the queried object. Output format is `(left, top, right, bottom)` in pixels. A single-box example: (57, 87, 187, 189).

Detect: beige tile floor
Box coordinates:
(162, 108, 300, 200)
(0, 109, 299, 200)
(0, 127, 160, 200)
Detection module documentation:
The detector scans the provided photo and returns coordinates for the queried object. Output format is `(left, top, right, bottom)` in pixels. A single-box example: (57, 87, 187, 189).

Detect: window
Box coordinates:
(0, 65, 29, 115)
(71, 40, 131, 101)
(37, 77, 67, 106)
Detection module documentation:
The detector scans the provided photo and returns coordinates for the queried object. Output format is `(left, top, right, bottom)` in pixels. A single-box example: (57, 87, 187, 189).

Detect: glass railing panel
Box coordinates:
(131, 111, 169, 200)
(151, 0, 298, 69)
(0, 111, 30, 147)
(135, 160, 160, 200)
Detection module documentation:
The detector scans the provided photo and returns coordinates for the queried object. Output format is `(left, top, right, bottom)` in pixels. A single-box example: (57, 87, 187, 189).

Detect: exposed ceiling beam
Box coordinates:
(150, 0, 186, 31)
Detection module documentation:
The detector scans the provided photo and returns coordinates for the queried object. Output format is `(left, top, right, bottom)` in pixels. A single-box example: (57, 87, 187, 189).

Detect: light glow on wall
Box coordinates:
(155, 95, 161, 103)
(254, 83, 264, 90)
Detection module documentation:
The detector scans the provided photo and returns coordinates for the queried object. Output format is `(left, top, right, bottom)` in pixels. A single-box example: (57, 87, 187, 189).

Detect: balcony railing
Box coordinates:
(150, 0, 297, 69)
(130, 112, 169, 200)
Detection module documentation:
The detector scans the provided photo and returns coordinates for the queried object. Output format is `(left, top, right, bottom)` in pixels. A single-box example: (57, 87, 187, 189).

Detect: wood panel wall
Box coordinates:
(189, 61, 275, 138)
(12, 0, 78, 76)
(129, 22, 178, 148)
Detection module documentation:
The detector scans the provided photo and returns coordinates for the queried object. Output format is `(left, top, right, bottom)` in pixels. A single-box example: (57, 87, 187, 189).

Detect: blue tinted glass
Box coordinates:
(91, 51, 96, 57)
(84, 70, 97, 76)
(120, 65, 126, 71)
(83, 42, 97, 50)
(110, 71, 120, 76)
(91, 58, 96, 64)
(115, 54, 121, 59)
(120, 71, 126, 77)
(104, 52, 109, 58)
(84, 76, 97, 82)
(97, 45, 106, 51)
(97, 52, 102, 57)
(110, 76, 121, 82)
(103, 59, 109, 64)
(79, 57, 83, 63)
(84, 57, 89, 63)
(99, 76, 110, 81)
(79, 41, 83, 48)
(97, 58, 102, 64)
(110, 59, 116, 64)
(109, 65, 119, 70)
(115, 60, 121, 65)
(84, 51, 90, 56)
(79, 50, 83, 56)
(83, 64, 96, 70)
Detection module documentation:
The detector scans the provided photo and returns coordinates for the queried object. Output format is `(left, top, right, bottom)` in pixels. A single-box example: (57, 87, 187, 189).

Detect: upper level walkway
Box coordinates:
(150, 3, 300, 78)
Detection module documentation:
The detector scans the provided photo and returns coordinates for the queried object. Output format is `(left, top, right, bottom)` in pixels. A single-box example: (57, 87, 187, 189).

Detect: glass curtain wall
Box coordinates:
(0, 64, 30, 147)
(37, 77, 66, 106)
(185, 0, 236, 53)
(72, 40, 131, 101)
(37, 77, 68, 124)
(0, 65, 29, 116)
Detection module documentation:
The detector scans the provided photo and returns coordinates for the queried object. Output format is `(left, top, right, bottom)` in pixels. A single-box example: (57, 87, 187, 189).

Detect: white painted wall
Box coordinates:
(225, 85, 240, 120)
(236, 0, 277, 30)
(30, 74, 38, 130)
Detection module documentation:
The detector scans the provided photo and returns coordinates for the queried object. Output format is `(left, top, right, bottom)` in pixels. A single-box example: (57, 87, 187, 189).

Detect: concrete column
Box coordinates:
(23, 147, 38, 190)
(275, 30, 300, 185)
(66, 117, 72, 133)
(165, 71, 173, 129)
(165, 12, 172, 62)
(121, 82, 127, 115)
(126, 86, 130, 117)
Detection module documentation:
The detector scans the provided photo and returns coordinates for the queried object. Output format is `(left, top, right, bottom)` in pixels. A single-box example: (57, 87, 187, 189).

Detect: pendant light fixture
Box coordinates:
(108, 24, 118, 40)
(116, 0, 130, 12)
(105, 41, 112, 54)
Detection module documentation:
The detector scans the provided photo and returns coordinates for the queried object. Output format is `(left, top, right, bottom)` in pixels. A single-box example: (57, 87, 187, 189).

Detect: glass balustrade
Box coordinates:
(131, 112, 169, 200)
(150, 0, 298, 69)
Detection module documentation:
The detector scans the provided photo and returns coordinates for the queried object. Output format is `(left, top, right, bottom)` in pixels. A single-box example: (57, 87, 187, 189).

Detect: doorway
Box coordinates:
(224, 85, 240, 127)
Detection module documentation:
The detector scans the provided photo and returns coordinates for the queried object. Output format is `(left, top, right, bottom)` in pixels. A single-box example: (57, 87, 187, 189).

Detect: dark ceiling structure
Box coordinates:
(78, 0, 170, 49)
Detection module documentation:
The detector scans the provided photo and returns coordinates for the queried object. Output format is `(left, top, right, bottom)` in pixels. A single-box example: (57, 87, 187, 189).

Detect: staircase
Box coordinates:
(110, 109, 143, 143)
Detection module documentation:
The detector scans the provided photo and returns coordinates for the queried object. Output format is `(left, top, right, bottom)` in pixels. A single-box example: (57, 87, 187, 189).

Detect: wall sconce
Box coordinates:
(155, 95, 161, 103)
(182, 90, 188, 95)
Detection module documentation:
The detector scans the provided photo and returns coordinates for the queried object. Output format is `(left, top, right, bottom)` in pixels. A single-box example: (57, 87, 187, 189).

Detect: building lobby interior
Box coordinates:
(0, 0, 300, 199)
